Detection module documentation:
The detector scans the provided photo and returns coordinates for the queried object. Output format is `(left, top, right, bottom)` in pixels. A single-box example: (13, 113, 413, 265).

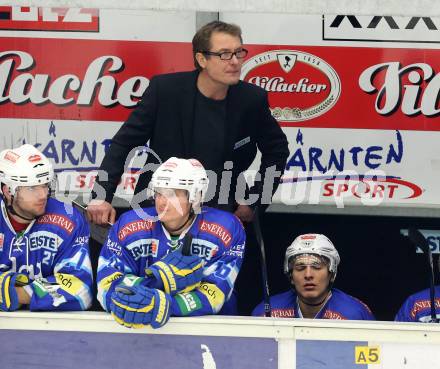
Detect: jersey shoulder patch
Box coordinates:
(37, 213, 75, 234)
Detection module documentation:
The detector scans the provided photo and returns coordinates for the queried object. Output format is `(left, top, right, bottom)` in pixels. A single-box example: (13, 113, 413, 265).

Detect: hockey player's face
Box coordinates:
(13, 185, 49, 218)
(199, 32, 244, 87)
(154, 188, 191, 223)
(291, 254, 332, 303)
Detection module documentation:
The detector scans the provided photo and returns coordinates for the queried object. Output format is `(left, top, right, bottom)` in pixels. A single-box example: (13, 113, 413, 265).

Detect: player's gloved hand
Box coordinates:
(145, 249, 203, 295)
(117, 274, 147, 289)
(109, 285, 171, 329)
(0, 271, 29, 311)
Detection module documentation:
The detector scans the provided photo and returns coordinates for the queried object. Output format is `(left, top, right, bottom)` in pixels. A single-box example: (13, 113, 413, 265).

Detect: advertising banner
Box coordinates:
(1, 8, 439, 209)
(0, 7, 195, 200)
(224, 12, 440, 209)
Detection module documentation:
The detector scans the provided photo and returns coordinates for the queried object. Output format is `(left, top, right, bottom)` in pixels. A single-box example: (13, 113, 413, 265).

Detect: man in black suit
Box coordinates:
(87, 20, 288, 226)
(87, 21, 289, 314)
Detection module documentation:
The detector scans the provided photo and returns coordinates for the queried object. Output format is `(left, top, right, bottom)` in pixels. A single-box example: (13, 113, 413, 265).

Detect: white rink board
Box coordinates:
(1, 312, 440, 369)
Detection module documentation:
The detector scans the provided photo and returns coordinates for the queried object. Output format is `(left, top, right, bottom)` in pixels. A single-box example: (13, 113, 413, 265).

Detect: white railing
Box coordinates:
(1, 312, 440, 369)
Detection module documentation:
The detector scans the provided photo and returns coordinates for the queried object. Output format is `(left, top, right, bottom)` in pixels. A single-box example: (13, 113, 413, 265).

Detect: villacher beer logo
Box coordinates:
(241, 50, 341, 122)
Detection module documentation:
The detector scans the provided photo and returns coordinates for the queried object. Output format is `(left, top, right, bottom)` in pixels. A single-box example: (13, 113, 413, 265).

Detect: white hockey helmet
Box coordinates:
(284, 234, 340, 280)
(0, 144, 54, 195)
(149, 157, 209, 207)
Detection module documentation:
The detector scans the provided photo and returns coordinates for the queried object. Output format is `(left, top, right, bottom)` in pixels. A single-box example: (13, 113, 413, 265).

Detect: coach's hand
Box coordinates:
(0, 271, 29, 311)
(87, 199, 116, 225)
(110, 285, 171, 329)
(145, 249, 203, 295)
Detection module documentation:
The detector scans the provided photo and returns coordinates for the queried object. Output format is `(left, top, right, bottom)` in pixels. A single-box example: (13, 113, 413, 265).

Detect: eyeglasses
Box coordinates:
(201, 48, 248, 61)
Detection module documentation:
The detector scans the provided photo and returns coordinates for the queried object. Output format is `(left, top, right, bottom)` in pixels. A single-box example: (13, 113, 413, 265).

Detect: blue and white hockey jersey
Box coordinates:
(252, 288, 375, 320)
(0, 196, 93, 311)
(97, 206, 245, 316)
(394, 286, 440, 322)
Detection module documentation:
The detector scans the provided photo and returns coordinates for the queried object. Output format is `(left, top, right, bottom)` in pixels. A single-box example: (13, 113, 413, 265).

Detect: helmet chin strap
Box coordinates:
(6, 197, 35, 222)
(6, 200, 35, 222)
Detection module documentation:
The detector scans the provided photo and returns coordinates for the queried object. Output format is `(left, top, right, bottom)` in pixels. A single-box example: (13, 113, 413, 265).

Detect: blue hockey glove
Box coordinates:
(0, 271, 29, 312)
(110, 285, 171, 329)
(145, 249, 203, 295)
(116, 274, 147, 290)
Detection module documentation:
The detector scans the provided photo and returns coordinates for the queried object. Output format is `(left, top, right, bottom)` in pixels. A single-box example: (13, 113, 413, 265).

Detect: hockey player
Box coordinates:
(252, 234, 374, 320)
(0, 144, 93, 311)
(395, 257, 440, 322)
(97, 157, 245, 328)
(395, 287, 440, 323)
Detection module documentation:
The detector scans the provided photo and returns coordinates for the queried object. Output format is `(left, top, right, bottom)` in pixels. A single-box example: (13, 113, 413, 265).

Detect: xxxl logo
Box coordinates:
(241, 50, 340, 122)
(323, 15, 440, 43)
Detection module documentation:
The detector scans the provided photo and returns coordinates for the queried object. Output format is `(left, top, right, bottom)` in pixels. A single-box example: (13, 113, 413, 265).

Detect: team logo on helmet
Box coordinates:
(4, 151, 19, 163)
(189, 159, 203, 167)
(28, 154, 41, 163)
(300, 235, 316, 240)
(163, 161, 177, 169)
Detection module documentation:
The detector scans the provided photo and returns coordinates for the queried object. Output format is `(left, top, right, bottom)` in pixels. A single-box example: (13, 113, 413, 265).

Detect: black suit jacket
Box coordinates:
(95, 70, 289, 210)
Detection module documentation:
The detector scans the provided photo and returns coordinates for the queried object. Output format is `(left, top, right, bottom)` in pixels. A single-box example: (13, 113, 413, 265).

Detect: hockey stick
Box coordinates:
(252, 207, 272, 317)
(407, 228, 439, 323)
(72, 200, 112, 245)
(181, 232, 193, 256)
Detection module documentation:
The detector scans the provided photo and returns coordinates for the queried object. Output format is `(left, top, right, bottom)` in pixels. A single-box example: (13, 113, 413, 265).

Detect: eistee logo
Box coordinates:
(241, 50, 341, 122)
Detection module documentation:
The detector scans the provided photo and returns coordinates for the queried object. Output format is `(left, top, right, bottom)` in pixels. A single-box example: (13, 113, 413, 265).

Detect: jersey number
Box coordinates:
(42, 250, 55, 266)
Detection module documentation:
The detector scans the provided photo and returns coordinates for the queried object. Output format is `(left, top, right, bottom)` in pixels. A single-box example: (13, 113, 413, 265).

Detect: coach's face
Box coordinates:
(197, 31, 244, 87)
